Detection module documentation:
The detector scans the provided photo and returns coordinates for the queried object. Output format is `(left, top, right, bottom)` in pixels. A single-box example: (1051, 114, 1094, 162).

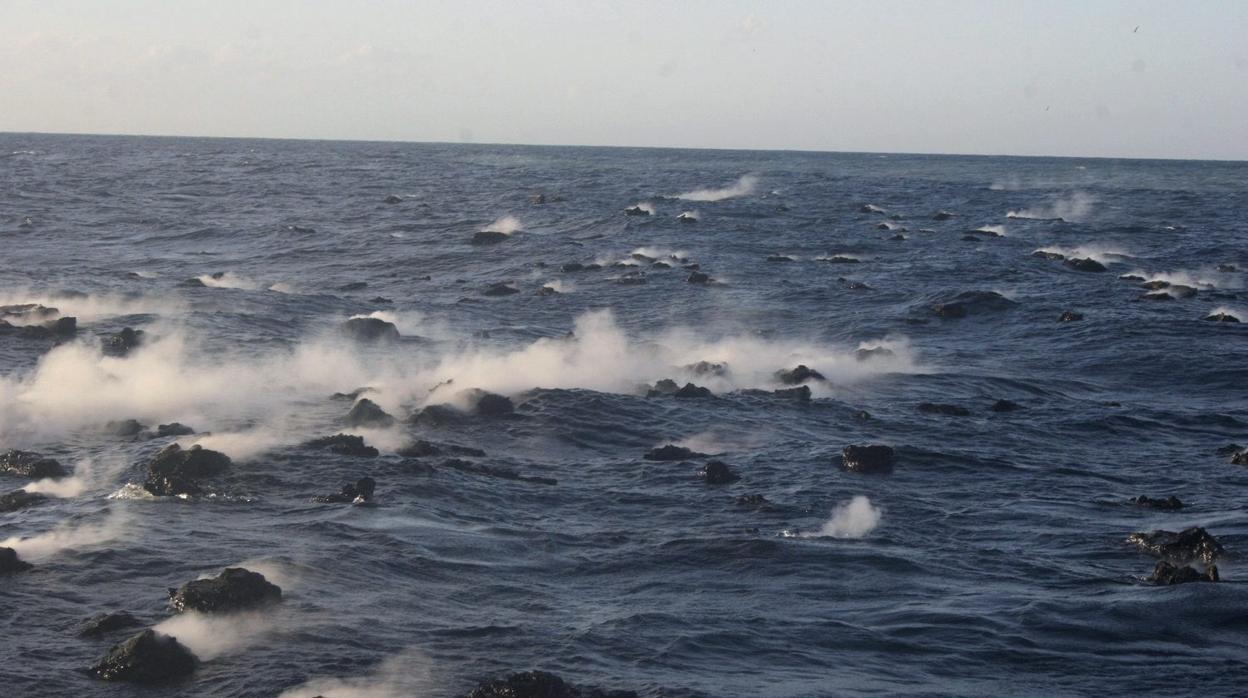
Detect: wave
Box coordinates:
(1007, 192, 1095, 222)
(198, 272, 261, 290)
(1033, 244, 1131, 264)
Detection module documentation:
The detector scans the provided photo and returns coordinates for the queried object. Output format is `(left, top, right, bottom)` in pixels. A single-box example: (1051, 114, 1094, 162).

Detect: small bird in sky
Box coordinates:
(1134, 25, 1140, 33)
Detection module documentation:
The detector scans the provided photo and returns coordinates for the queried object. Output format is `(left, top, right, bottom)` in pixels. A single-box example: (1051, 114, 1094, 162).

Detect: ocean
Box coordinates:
(1, 133, 1246, 697)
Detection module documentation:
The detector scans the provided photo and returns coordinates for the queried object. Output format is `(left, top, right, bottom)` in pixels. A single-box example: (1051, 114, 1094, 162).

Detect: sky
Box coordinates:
(1, 0, 1246, 160)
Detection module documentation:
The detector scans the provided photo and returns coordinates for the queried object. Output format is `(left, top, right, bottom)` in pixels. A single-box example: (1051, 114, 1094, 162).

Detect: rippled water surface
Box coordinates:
(2, 134, 1247, 696)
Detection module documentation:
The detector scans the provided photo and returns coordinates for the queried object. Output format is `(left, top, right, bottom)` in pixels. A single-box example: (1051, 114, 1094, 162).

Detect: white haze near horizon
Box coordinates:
(0, 0, 1245, 160)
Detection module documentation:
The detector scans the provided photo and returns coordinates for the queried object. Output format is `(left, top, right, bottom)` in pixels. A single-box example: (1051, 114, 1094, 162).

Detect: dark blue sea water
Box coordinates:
(1, 133, 1246, 697)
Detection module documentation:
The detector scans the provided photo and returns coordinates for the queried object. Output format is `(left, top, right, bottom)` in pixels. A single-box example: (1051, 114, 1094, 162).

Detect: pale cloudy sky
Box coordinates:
(1, 0, 1245, 159)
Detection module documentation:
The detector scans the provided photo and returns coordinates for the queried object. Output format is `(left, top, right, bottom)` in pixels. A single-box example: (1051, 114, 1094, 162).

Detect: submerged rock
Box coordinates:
(0, 488, 47, 513)
(471, 230, 510, 245)
(313, 477, 377, 504)
(1128, 527, 1224, 565)
(931, 290, 1016, 319)
(819, 255, 860, 264)
(143, 444, 232, 497)
(90, 630, 197, 683)
(775, 365, 825, 385)
(1033, 251, 1066, 261)
(699, 461, 739, 485)
(340, 317, 400, 343)
(467, 671, 637, 698)
(1064, 257, 1107, 273)
(917, 402, 971, 416)
(101, 327, 146, 357)
(483, 282, 520, 296)
(306, 434, 379, 457)
(644, 445, 708, 461)
(397, 440, 485, 458)
(79, 611, 144, 637)
(841, 445, 894, 474)
(991, 399, 1021, 413)
(1205, 312, 1240, 323)
(623, 206, 651, 217)
(1, 450, 67, 479)
(346, 398, 396, 428)
(384, 194, 403, 204)
(773, 385, 812, 402)
(0, 315, 78, 340)
(1131, 495, 1183, 511)
(767, 255, 795, 262)
(1059, 310, 1084, 322)
(458, 389, 515, 417)
(1148, 560, 1219, 585)
(931, 211, 955, 221)
(336, 282, 368, 292)
(0, 547, 33, 574)
(687, 271, 712, 285)
(677, 212, 698, 223)
(169, 567, 282, 614)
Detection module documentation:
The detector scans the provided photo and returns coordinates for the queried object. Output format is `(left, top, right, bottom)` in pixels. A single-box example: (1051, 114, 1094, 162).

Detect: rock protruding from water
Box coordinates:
(931, 291, 1016, 319)
(101, 327, 146, 357)
(143, 444, 232, 497)
(1064, 258, 1107, 273)
(314, 477, 377, 504)
(1128, 527, 1224, 565)
(483, 282, 520, 296)
(932, 211, 955, 221)
(624, 206, 651, 217)
(1148, 560, 1219, 585)
(773, 385, 812, 402)
(672, 382, 713, 398)
(80, 611, 144, 637)
(168, 567, 282, 614)
(776, 365, 825, 385)
(467, 671, 638, 698)
(0, 547, 33, 574)
(644, 445, 708, 461)
(458, 389, 515, 417)
(346, 398, 396, 428)
(471, 231, 510, 245)
(340, 317, 400, 343)
(0, 489, 47, 513)
(156, 423, 196, 438)
(917, 402, 971, 416)
(1059, 311, 1084, 322)
(687, 271, 713, 285)
(1, 449, 68, 479)
(841, 445, 894, 474)
(1205, 312, 1240, 323)
(699, 461, 739, 485)
(90, 630, 197, 683)
(306, 434, 379, 457)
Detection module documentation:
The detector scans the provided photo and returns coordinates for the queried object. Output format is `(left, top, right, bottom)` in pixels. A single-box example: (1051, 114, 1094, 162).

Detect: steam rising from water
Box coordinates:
(153, 611, 280, 661)
(676, 174, 758, 202)
(278, 648, 437, 698)
(1008, 192, 1095, 221)
(0, 290, 183, 323)
(806, 496, 881, 538)
(1, 508, 129, 560)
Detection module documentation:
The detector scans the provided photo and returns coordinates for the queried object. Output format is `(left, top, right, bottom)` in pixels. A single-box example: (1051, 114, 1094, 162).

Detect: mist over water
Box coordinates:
(2, 134, 1247, 697)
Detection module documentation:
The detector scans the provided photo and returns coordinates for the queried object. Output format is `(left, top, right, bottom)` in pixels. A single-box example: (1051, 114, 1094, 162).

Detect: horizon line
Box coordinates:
(2, 129, 1245, 164)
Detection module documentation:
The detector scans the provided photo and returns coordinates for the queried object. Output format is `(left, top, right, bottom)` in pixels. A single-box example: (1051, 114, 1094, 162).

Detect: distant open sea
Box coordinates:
(2, 133, 1246, 696)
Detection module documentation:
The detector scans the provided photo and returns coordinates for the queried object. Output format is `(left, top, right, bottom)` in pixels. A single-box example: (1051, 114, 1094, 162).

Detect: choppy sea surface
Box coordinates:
(1, 133, 1246, 697)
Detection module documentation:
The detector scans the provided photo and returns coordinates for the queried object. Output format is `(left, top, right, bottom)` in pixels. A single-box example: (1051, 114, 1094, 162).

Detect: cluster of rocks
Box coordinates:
(0, 303, 77, 340)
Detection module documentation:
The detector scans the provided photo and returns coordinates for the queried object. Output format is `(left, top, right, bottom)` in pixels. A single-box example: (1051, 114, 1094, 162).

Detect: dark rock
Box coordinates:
(677, 213, 697, 223)
(615, 273, 646, 285)
(1148, 560, 1219, 585)
(313, 477, 377, 504)
(107, 419, 147, 438)
(766, 255, 795, 262)
(80, 611, 143, 637)
(650, 261, 671, 269)
(1232, 449, 1248, 466)
(1205, 312, 1240, 323)
(686, 361, 729, 377)
(645, 378, 680, 397)
(991, 399, 1021, 412)
(775, 365, 825, 385)
(932, 290, 1016, 319)
(101, 327, 145, 357)
(340, 317, 400, 342)
(624, 206, 651, 216)
(1064, 257, 1107, 272)
(932, 211, 955, 221)
(853, 410, 872, 422)
(1131, 495, 1183, 511)
(410, 403, 465, 427)
(0, 488, 47, 513)
(156, 423, 195, 438)
(467, 670, 637, 698)
(180, 278, 206, 288)
(1118, 274, 1145, 282)
(1167, 285, 1198, 299)
(687, 271, 712, 284)
(472, 231, 510, 245)
(774, 385, 811, 401)
(1216, 264, 1237, 272)
(459, 389, 515, 417)
(369, 296, 393, 304)
(918, 402, 970, 416)
(1, 315, 78, 340)
(346, 398, 395, 428)
(1128, 527, 1225, 565)
(961, 234, 980, 242)
(842, 445, 894, 474)
(1141, 280, 1171, 290)
(631, 252, 656, 263)
(397, 440, 486, 458)
(644, 445, 708, 461)
(560, 262, 588, 272)
(483, 282, 520, 296)
(1141, 291, 1175, 301)
(1059, 311, 1084, 322)
(306, 434, 378, 457)
(0, 303, 59, 320)
(169, 567, 282, 613)
(0, 547, 33, 574)
(331, 387, 375, 401)
(673, 383, 712, 398)
(891, 233, 907, 241)
(838, 278, 872, 290)
(143, 444, 232, 497)
(1033, 251, 1066, 260)
(819, 255, 859, 264)
(699, 461, 738, 485)
(384, 194, 403, 204)
(1, 450, 67, 479)
(735, 494, 770, 508)
(90, 630, 197, 683)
